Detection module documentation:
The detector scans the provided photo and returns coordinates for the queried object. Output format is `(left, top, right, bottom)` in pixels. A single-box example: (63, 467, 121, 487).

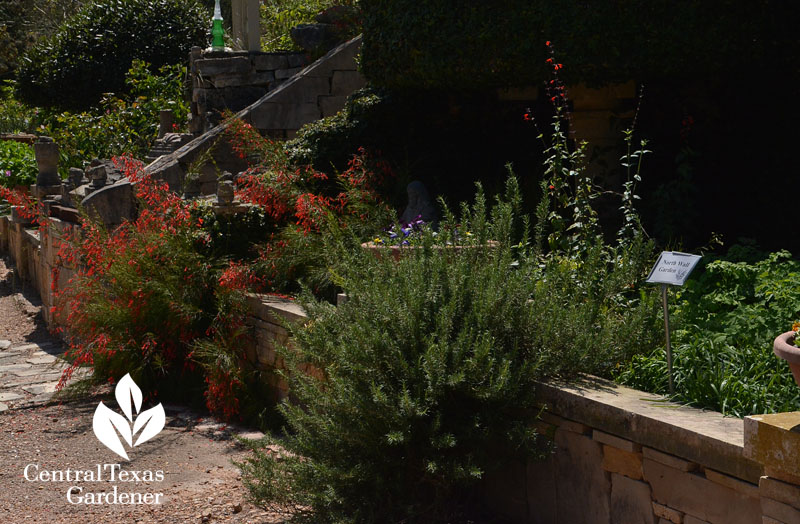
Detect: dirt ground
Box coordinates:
(0, 256, 288, 523)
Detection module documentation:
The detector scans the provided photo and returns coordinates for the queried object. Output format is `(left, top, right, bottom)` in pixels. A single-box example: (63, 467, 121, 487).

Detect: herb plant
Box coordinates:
(238, 171, 657, 521)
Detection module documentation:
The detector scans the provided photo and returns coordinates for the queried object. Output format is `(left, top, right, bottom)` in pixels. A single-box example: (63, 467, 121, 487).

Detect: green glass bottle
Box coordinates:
(211, 0, 225, 51)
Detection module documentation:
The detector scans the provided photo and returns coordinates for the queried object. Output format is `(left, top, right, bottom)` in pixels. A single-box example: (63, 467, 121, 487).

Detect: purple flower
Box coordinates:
(4, 170, 10, 177)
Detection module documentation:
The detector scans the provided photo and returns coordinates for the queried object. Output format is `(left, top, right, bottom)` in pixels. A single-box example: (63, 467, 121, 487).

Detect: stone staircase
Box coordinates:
(144, 133, 195, 164)
(144, 35, 365, 192)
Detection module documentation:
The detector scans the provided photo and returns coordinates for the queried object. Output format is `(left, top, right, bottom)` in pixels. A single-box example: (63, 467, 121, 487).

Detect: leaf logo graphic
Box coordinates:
(92, 374, 165, 461)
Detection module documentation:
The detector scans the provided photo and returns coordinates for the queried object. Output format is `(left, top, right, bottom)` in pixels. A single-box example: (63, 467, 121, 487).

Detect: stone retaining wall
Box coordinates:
(0, 215, 322, 395)
(0, 215, 76, 327)
(485, 378, 800, 524)
(243, 293, 323, 400)
(227, 295, 800, 524)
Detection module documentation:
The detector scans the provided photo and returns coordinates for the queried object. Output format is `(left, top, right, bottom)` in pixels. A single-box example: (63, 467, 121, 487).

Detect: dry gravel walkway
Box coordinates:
(0, 256, 286, 523)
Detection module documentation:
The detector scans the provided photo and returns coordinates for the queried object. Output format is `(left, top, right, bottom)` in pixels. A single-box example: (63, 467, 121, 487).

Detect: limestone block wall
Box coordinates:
(243, 35, 365, 138)
(0, 215, 77, 327)
(189, 47, 310, 133)
(484, 378, 800, 524)
(244, 293, 323, 400)
(234, 296, 800, 524)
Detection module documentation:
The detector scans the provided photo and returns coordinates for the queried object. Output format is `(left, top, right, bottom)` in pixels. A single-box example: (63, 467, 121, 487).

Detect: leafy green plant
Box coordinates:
(235, 47, 659, 521)
(260, 0, 359, 52)
(617, 250, 800, 416)
(0, 139, 37, 188)
(15, 0, 207, 110)
(0, 0, 86, 77)
(41, 60, 189, 168)
(287, 88, 384, 172)
(0, 81, 46, 134)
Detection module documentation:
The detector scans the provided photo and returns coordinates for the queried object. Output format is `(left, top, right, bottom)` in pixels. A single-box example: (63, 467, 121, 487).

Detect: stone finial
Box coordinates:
(158, 109, 175, 138)
(216, 180, 235, 205)
(87, 164, 108, 189)
(68, 167, 85, 188)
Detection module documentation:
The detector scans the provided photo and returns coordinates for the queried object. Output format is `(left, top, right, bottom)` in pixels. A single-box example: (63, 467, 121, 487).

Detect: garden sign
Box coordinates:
(646, 252, 702, 395)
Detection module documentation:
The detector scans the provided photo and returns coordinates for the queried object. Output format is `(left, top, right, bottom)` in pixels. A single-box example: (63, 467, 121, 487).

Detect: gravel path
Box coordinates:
(0, 256, 287, 523)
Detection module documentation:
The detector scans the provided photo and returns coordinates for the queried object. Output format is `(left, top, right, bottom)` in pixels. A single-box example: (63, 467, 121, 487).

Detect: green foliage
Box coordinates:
(287, 85, 547, 209)
(0, 0, 74, 79)
(41, 61, 189, 168)
(194, 202, 273, 261)
(0, 60, 188, 170)
(0, 140, 39, 198)
(287, 88, 384, 172)
(0, 139, 37, 188)
(0, 81, 46, 133)
(238, 175, 658, 522)
(360, 0, 797, 90)
(0, 21, 31, 80)
(617, 250, 800, 417)
(15, 0, 207, 109)
(260, 0, 359, 52)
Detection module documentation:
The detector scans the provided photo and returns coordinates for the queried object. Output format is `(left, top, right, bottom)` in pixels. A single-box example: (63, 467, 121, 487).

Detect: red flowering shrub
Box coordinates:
(52, 156, 216, 401)
(220, 119, 396, 298)
(0, 185, 43, 223)
(46, 117, 395, 420)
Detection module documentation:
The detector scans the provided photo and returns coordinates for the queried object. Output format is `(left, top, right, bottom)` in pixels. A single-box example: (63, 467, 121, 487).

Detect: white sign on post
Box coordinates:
(646, 251, 702, 286)
(646, 251, 702, 396)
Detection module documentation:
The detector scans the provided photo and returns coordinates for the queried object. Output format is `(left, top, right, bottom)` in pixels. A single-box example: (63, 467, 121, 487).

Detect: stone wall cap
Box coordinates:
(538, 375, 762, 483)
(246, 293, 307, 324)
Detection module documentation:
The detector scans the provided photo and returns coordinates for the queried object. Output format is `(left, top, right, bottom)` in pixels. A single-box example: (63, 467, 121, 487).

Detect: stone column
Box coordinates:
(231, 0, 260, 51)
(744, 412, 800, 522)
(33, 136, 63, 199)
(34, 136, 60, 187)
(158, 109, 175, 138)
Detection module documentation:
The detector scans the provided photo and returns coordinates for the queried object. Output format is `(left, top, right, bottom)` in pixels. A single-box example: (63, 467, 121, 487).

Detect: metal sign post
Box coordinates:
(646, 252, 702, 397)
(661, 283, 673, 395)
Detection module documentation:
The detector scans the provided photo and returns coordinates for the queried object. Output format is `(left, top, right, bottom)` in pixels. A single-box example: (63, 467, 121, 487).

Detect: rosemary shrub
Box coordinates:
(238, 176, 658, 522)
